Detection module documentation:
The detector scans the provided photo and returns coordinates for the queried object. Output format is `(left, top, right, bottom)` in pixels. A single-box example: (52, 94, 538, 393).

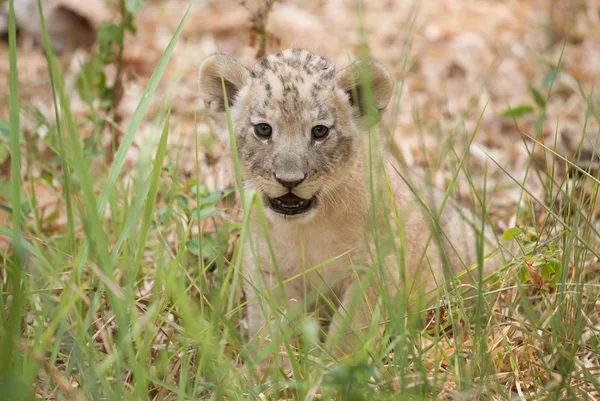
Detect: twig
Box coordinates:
(248, 0, 279, 59)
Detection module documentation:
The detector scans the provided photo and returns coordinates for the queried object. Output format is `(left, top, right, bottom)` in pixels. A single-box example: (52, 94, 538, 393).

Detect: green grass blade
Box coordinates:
(35, 2, 135, 396)
(1, 0, 27, 388)
(97, 6, 190, 214)
(7, 1, 21, 245)
(132, 111, 171, 275)
(45, 57, 76, 252)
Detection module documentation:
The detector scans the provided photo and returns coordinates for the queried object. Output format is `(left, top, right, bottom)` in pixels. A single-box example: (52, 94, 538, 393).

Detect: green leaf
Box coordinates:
(543, 68, 561, 88)
(0, 203, 12, 215)
(200, 188, 234, 206)
(0, 118, 24, 143)
(125, 0, 144, 14)
(547, 258, 563, 286)
(174, 194, 188, 211)
(529, 85, 546, 108)
(124, 11, 136, 34)
(97, 22, 122, 60)
(517, 265, 530, 283)
(44, 210, 59, 222)
(77, 53, 106, 99)
(540, 262, 555, 281)
(0, 119, 10, 139)
(500, 105, 535, 119)
(155, 206, 171, 225)
(502, 227, 522, 241)
(523, 227, 539, 242)
(532, 259, 544, 267)
(190, 183, 209, 197)
(186, 234, 227, 267)
(523, 242, 537, 255)
(190, 206, 218, 221)
(0, 142, 8, 164)
(186, 237, 202, 256)
(97, 22, 122, 46)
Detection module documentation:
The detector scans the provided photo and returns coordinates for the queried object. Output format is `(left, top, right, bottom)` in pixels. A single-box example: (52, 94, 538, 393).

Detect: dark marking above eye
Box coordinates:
(252, 106, 266, 119)
(311, 82, 323, 97)
(282, 81, 300, 99)
(317, 105, 331, 121)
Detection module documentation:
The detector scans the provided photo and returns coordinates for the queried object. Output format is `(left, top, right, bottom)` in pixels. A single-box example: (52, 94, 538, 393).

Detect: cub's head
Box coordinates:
(199, 49, 393, 221)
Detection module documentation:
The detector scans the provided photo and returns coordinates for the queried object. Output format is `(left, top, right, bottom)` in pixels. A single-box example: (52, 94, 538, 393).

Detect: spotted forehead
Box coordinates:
(251, 49, 335, 80)
(248, 49, 337, 121)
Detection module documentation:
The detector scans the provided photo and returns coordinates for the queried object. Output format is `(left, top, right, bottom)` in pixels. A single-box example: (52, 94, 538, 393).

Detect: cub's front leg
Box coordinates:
(326, 275, 384, 357)
(242, 249, 303, 371)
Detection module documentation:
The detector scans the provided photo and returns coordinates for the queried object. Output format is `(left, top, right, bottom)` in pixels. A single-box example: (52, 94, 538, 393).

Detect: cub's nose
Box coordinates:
(273, 173, 306, 189)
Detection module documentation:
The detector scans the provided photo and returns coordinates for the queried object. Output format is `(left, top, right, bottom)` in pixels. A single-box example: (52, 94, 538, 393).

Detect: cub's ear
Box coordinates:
(336, 60, 394, 122)
(198, 53, 250, 128)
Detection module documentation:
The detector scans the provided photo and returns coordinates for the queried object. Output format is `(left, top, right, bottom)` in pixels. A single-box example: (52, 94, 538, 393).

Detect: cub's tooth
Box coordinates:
(299, 201, 304, 205)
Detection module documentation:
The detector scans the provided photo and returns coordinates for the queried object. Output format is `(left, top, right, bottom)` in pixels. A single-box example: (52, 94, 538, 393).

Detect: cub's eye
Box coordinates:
(254, 123, 272, 138)
(311, 125, 329, 140)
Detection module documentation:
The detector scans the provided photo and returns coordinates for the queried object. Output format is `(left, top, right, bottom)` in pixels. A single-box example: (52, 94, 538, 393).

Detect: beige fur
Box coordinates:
(198, 49, 503, 363)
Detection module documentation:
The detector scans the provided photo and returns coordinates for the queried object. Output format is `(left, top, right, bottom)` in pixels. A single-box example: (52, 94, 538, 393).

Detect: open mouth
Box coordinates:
(267, 193, 316, 216)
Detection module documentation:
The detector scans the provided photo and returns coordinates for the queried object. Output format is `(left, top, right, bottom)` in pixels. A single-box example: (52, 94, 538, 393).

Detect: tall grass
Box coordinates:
(1, 0, 600, 400)
(1, 0, 27, 398)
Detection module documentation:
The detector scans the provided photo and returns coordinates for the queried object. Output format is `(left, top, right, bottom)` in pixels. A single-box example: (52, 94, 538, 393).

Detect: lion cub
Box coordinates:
(199, 49, 502, 360)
